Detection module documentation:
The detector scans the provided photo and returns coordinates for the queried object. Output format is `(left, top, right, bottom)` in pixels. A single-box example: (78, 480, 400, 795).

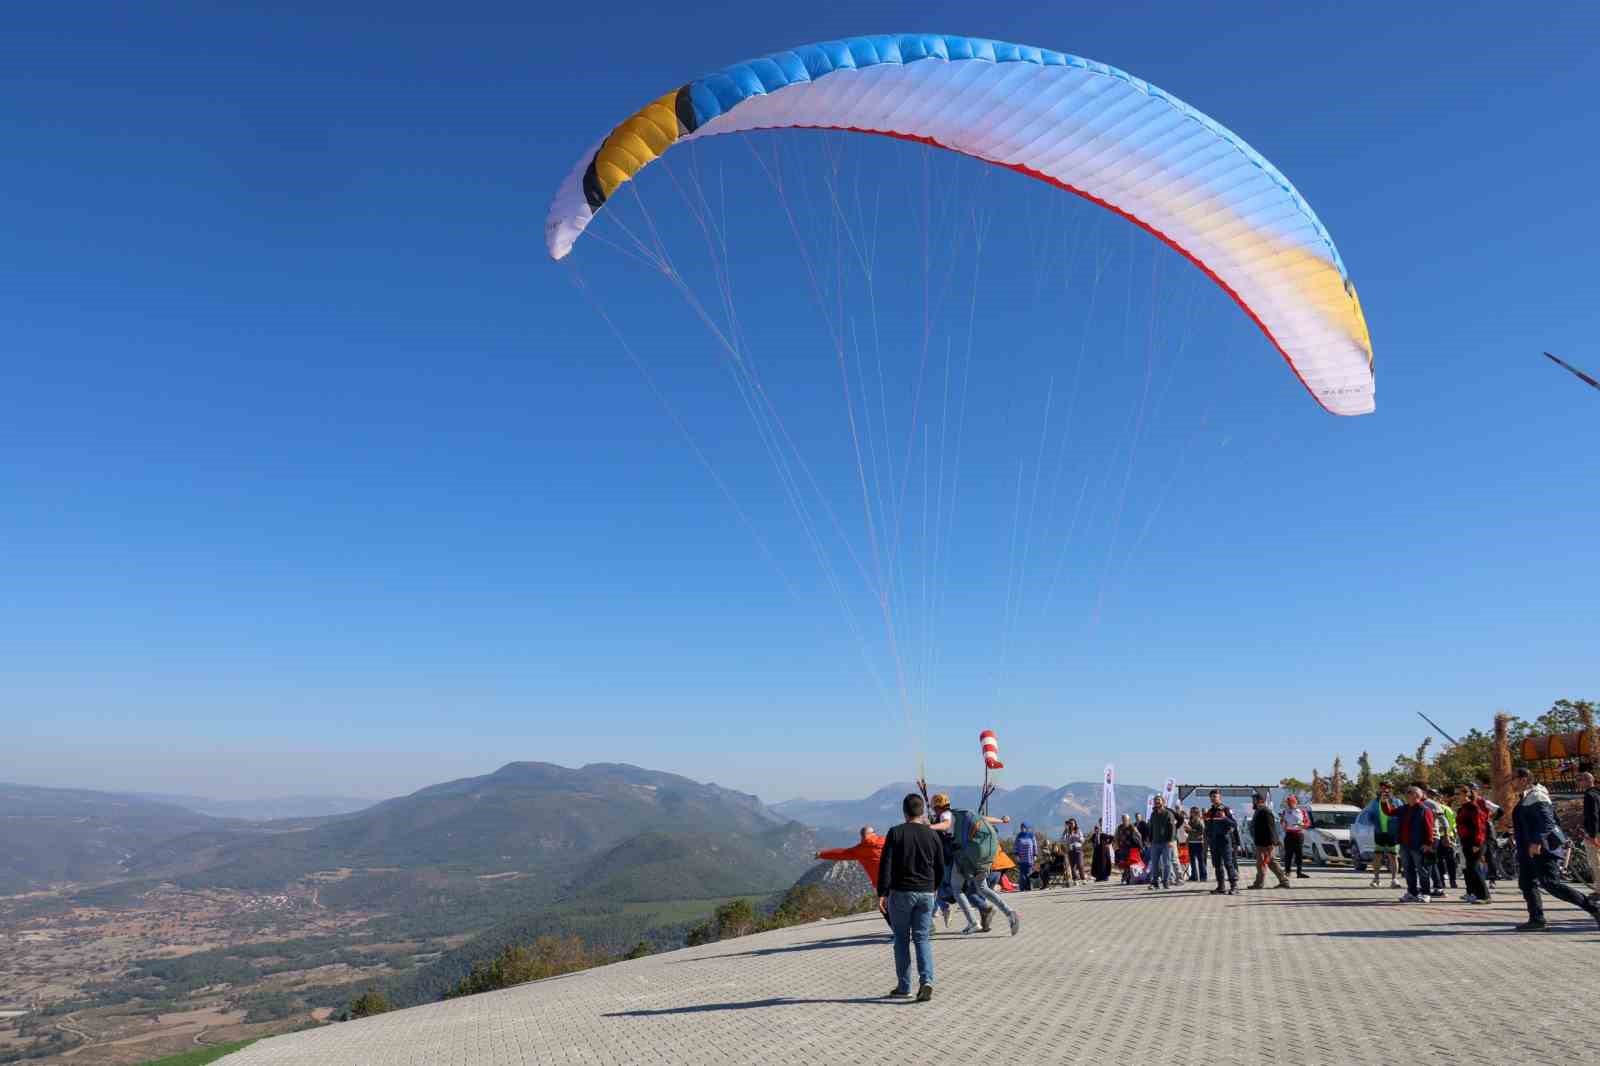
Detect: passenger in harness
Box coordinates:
(927, 793, 1021, 936)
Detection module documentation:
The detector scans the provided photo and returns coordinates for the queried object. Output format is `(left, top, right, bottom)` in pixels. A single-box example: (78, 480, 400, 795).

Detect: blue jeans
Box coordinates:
(1017, 861, 1032, 890)
(969, 876, 1014, 918)
(1189, 843, 1207, 882)
(887, 891, 935, 991)
(1145, 842, 1173, 887)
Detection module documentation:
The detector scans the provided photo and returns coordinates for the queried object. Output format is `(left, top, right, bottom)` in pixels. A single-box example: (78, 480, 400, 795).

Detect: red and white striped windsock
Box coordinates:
(979, 729, 1004, 770)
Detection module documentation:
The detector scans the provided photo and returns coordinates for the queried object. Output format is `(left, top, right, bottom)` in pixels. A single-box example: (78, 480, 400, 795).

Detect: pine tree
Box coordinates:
(1351, 751, 1375, 808)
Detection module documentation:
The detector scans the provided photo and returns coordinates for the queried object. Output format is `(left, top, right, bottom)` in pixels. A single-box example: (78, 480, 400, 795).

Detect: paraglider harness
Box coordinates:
(951, 807, 999, 878)
(916, 758, 1003, 882)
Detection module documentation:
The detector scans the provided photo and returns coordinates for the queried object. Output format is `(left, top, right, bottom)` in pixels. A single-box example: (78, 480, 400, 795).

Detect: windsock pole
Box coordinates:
(979, 729, 1002, 815)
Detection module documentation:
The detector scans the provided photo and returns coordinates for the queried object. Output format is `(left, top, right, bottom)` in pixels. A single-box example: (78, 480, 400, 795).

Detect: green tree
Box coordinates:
(1532, 699, 1595, 736)
(347, 990, 391, 1019)
(1431, 728, 1495, 788)
(1390, 737, 1433, 786)
(1279, 776, 1310, 795)
(685, 898, 761, 947)
(446, 936, 602, 999)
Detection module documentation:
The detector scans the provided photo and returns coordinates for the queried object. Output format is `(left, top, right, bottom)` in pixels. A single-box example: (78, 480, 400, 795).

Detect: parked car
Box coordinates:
(1304, 804, 1361, 865)
(1349, 805, 1377, 871)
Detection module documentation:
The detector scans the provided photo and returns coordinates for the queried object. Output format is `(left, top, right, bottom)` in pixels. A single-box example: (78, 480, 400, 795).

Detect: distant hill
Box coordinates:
(573, 824, 815, 903)
(134, 793, 377, 821)
(0, 783, 223, 893)
(773, 780, 1157, 835)
(123, 761, 798, 894)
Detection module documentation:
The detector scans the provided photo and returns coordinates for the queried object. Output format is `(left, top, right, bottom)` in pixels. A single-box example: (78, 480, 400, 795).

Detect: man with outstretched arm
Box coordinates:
(877, 793, 942, 1001)
(818, 826, 890, 927)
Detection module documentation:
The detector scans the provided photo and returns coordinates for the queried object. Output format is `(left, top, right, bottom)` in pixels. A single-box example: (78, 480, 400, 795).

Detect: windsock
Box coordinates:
(980, 729, 1004, 770)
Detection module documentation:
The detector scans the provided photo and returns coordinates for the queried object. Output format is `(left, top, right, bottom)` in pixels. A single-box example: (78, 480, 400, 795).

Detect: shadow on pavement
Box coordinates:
(1283, 924, 1595, 939)
(605, 995, 900, 1017)
(669, 934, 890, 962)
(1242, 898, 1436, 908)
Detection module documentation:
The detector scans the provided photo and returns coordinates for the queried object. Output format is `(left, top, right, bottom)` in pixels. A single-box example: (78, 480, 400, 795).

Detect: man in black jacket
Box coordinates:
(1509, 768, 1600, 931)
(877, 793, 942, 1001)
(1201, 790, 1239, 895)
(1580, 771, 1599, 901)
(1247, 793, 1290, 890)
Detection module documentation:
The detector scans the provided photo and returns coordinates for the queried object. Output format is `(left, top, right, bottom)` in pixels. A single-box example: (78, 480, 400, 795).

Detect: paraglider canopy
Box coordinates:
(548, 32, 1375, 415)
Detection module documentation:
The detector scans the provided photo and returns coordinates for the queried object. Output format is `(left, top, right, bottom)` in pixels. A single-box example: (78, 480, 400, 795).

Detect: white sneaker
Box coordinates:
(1430, 893, 1445, 900)
(1398, 893, 1420, 903)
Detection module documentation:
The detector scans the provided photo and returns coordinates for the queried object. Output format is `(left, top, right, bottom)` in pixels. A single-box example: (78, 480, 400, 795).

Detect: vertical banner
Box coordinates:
(1145, 794, 1156, 819)
(1101, 764, 1116, 831)
(1162, 777, 1178, 809)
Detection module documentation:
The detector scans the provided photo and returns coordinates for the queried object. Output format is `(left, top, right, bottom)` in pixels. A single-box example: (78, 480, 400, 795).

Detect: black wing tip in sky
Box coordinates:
(1542, 351, 1600, 391)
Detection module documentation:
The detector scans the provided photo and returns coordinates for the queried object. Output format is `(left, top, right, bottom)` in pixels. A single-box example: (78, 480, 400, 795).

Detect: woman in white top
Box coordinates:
(1279, 795, 1312, 879)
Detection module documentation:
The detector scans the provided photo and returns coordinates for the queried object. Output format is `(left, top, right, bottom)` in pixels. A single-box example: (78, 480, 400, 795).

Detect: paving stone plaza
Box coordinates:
(226, 870, 1598, 1065)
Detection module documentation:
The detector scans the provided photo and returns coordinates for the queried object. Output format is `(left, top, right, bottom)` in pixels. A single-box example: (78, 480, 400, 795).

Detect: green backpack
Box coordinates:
(952, 809, 998, 877)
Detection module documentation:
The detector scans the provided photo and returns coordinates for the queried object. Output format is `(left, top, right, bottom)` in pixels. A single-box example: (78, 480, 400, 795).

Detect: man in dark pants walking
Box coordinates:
(1509, 768, 1600, 932)
(877, 793, 943, 1000)
(1580, 771, 1599, 902)
(1247, 793, 1290, 890)
(1201, 790, 1238, 895)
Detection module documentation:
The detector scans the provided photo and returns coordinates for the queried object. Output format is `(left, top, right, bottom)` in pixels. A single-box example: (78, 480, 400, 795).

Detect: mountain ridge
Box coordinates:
(773, 779, 1159, 834)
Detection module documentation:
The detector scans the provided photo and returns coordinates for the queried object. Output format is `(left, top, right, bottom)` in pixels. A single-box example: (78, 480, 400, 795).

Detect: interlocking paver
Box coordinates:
(225, 871, 1599, 1065)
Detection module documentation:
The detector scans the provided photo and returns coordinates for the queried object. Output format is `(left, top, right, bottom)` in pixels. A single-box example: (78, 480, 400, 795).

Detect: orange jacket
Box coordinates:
(817, 836, 886, 886)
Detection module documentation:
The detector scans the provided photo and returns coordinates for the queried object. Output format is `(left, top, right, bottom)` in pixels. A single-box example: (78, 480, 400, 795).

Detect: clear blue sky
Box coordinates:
(3, 2, 1595, 803)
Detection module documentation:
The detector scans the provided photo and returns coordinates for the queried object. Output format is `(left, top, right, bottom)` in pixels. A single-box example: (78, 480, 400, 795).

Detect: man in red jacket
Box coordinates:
(1454, 783, 1494, 904)
(1394, 785, 1437, 903)
(818, 826, 885, 883)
